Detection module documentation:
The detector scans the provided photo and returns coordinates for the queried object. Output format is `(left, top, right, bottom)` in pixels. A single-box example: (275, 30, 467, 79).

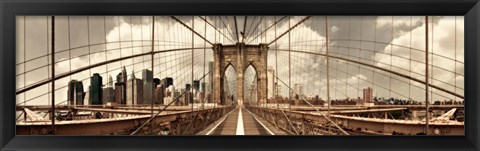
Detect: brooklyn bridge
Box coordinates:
(15, 16, 464, 135)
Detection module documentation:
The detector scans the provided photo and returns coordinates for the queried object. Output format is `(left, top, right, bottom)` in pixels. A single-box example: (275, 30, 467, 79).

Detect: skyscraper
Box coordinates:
(363, 87, 373, 103)
(126, 73, 143, 105)
(358, 87, 374, 106)
(121, 66, 128, 83)
(153, 78, 161, 88)
(67, 80, 85, 106)
(142, 69, 153, 104)
(154, 83, 164, 105)
(115, 67, 127, 104)
(208, 61, 214, 103)
(275, 83, 281, 98)
(293, 83, 304, 99)
(114, 82, 126, 104)
(108, 74, 113, 87)
(90, 73, 103, 105)
(185, 84, 192, 105)
(102, 75, 115, 104)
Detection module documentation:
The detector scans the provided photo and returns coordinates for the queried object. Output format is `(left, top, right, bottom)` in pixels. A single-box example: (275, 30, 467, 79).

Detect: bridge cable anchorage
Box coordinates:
(270, 49, 464, 100)
(130, 70, 213, 135)
(247, 16, 287, 44)
(171, 16, 213, 45)
(272, 73, 350, 135)
(267, 16, 311, 46)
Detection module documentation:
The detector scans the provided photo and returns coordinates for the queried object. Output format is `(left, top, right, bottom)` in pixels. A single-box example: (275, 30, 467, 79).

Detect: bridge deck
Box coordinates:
(205, 106, 284, 135)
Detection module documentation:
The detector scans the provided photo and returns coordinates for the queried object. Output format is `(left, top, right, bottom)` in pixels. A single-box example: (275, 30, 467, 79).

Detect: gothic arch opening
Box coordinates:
(213, 43, 269, 106)
(222, 64, 237, 106)
(244, 64, 259, 105)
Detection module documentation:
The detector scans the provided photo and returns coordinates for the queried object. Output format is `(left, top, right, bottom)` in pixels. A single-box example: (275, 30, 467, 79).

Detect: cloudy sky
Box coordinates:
(16, 16, 464, 106)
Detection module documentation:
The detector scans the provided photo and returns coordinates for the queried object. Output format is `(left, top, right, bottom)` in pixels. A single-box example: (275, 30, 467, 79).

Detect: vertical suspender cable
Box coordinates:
(50, 16, 56, 134)
(325, 16, 330, 118)
(192, 17, 195, 114)
(425, 16, 430, 135)
(274, 16, 278, 100)
(151, 16, 155, 117)
(288, 17, 291, 100)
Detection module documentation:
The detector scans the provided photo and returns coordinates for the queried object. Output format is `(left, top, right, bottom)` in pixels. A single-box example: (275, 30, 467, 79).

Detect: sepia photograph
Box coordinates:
(15, 16, 464, 136)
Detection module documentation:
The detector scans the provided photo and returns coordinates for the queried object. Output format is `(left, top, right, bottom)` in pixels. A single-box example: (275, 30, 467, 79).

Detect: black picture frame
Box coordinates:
(1, 0, 479, 150)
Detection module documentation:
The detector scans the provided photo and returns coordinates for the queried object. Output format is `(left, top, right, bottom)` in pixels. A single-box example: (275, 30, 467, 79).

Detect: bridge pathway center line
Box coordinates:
(235, 107, 245, 135)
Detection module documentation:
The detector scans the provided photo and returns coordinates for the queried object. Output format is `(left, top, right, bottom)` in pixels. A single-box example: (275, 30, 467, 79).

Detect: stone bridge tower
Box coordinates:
(212, 43, 268, 106)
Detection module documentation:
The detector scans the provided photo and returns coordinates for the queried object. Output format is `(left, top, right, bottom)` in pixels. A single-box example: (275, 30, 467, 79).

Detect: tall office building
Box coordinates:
(102, 75, 115, 104)
(114, 82, 126, 104)
(153, 78, 161, 88)
(67, 80, 85, 106)
(142, 69, 154, 104)
(164, 77, 173, 87)
(84, 90, 90, 105)
(200, 82, 206, 102)
(292, 83, 304, 99)
(121, 66, 128, 83)
(115, 67, 128, 104)
(208, 61, 214, 103)
(154, 84, 164, 105)
(90, 73, 103, 105)
(275, 83, 281, 98)
(108, 75, 113, 87)
(201, 82, 206, 93)
(363, 87, 373, 103)
(126, 73, 143, 105)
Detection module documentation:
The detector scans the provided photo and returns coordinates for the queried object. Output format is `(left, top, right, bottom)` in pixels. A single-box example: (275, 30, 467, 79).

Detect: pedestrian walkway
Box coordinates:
(205, 106, 284, 135)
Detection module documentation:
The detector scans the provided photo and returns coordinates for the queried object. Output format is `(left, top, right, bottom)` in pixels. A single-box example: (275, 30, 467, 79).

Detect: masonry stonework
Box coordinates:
(213, 43, 268, 106)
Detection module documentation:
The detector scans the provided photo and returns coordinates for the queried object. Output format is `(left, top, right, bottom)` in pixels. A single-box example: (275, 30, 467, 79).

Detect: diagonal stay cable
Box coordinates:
(267, 16, 311, 46)
(242, 16, 247, 43)
(198, 16, 235, 44)
(274, 76, 349, 135)
(130, 70, 213, 135)
(219, 16, 237, 42)
(181, 71, 216, 135)
(246, 16, 287, 44)
(280, 109, 299, 135)
(244, 16, 257, 39)
(171, 16, 213, 45)
(272, 49, 464, 100)
(244, 16, 264, 43)
(264, 85, 300, 135)
(234, 16, 240, 43)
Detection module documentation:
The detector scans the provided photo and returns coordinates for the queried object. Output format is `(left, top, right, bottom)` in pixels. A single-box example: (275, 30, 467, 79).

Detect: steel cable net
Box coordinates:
(15, 15, 464, 135)
(264, 16, 463, 104)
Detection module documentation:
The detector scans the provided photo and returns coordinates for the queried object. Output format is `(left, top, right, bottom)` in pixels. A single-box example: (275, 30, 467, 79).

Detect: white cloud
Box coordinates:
(331, 26, 339, 33)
